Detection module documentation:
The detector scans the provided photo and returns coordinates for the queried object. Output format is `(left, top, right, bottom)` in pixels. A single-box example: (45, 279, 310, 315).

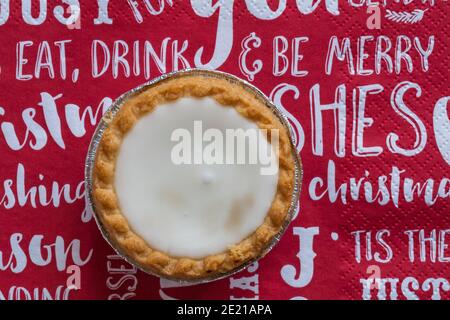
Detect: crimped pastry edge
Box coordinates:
(91, 74, 297, 280)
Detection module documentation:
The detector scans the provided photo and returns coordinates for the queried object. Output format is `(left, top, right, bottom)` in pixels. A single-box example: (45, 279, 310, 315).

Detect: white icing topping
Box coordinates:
(114, 97, 278, 259)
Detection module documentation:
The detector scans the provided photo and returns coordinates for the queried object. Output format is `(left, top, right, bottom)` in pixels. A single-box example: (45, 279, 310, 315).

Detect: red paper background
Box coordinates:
(0, 1, 448, 300)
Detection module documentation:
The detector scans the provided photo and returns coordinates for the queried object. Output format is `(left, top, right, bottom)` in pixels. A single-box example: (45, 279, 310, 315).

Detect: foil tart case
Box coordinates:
(85, 68, 302, 285)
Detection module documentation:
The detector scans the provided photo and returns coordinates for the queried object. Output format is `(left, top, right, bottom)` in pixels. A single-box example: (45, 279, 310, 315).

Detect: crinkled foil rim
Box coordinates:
(85, 68, 303, 285)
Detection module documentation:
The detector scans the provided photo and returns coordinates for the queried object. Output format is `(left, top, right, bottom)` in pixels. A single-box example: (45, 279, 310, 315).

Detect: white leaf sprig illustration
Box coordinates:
(385, 9, 428, 24)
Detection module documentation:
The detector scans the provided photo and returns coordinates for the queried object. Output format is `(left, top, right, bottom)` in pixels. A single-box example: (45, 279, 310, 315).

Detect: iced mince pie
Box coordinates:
(90, 70, 300, 281)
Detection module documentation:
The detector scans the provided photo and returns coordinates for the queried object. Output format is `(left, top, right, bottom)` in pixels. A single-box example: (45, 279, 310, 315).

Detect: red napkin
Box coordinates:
(0, 0, 448, 300)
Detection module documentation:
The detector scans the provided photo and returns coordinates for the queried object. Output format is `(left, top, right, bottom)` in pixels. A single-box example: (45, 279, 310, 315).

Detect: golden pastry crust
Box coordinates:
(92, 74, 297, 280)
